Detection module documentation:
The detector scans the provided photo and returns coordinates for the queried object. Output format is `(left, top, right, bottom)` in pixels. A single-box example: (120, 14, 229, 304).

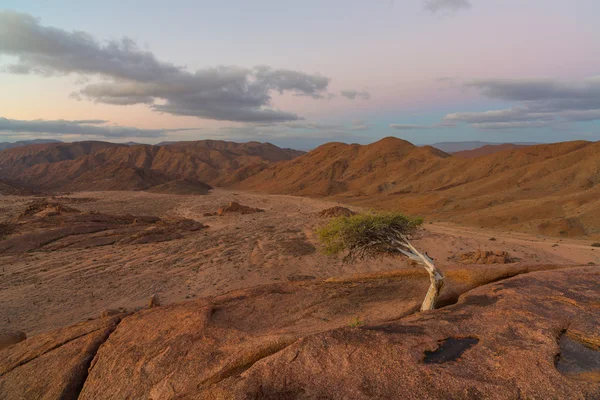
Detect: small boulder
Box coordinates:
(318, 206, 357, 218)
(148, 294, 161, 308)
(216, 202, 264, 216)
(100, 309, 121, 318)
(456, 250, 514, 264)
(0, 330, 27, 350)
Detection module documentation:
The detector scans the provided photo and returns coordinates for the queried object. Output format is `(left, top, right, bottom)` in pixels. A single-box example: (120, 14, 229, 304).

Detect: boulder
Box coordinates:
(0, 330, 26, 351)
(318, 206, 357, 218)
(0, 316, 121, 399)
(456, 250, 514, 264)
(148, 293, 161, 308)
(216, 201, 264, 216)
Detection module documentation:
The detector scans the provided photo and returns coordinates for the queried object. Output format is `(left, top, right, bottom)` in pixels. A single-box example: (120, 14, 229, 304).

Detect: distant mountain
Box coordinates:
(431, 141, 538, 153)
(0, 139, 62, 151)
(452, 143, 529, 158)
(0, 140, 304, 192)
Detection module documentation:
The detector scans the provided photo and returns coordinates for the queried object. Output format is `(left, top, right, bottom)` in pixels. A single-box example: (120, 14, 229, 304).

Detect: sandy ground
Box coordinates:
(1, 189, 598, 336)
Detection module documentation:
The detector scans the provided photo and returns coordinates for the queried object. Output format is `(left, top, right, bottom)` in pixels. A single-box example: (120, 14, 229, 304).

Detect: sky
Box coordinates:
(0, 0, 599, 149)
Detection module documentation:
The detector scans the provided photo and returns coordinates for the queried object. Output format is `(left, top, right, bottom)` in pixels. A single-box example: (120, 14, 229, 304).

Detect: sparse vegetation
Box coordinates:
(317, 212, 444, 311)
(591, 243, 600, 248)
(348, 316, 363, 327)
(489, 237, 496, 241)
(317, 212, 423, 258)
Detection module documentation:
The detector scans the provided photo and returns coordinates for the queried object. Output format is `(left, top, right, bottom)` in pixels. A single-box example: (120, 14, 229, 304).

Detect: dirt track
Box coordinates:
(1, 189, 598, 335)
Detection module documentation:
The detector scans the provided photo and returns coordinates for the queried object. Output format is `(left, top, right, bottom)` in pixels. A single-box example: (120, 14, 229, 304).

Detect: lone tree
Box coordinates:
(317, 212, 444, 311)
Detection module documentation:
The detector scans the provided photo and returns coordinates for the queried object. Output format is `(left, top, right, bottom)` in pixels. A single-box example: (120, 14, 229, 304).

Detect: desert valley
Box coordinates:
(2, 2, 600, 398)
(0, 138, 599, 398)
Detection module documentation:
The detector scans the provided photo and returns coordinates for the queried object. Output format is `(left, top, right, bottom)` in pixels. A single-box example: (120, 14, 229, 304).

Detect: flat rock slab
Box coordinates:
(1, 265, 598, 399)
(208, 267, 600, 399)
(0, 315, 122, 400)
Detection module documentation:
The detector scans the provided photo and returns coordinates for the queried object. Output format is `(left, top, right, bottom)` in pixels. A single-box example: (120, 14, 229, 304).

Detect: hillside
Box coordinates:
(0, 140, 303, 192)
(236, 137, 452, 196)
(0, 179, 34, 196)
(452, 143, 529, 158)
(235, 138, 600, 237)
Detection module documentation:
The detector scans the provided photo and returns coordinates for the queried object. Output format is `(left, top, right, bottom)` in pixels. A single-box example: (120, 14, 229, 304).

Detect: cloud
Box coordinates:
(0, 11, 351, 123)
(283, 122, 343, 130)
(472, 121, 553, 130)
(443, 77, 600, 129)
(350, 120, 368, 131)
(340, 90, 371, 100)
(424, 0, 471, 13)
(444, 108, 554, 124)
(0, 117, 189, 138)
(390, 123, 436, 130)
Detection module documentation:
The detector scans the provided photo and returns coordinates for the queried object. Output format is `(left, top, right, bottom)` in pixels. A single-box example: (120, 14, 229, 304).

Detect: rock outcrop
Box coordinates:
(208, 201, 264, 216)
(1, 266, 598, 399)
(0, 315, 123, 399)
(318, 206, 357, 218)
(0, 331, 26, 351)
(455, 250, 514, 264)
(1, 200, 207, 254)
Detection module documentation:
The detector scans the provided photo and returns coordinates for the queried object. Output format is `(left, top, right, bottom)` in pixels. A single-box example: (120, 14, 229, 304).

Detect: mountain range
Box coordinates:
(0, 137, 598, 237)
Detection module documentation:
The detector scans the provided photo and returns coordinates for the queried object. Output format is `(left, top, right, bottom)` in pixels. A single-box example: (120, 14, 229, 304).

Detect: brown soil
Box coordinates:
(1, 189, 598, 336)
(146, 179, 212, 195)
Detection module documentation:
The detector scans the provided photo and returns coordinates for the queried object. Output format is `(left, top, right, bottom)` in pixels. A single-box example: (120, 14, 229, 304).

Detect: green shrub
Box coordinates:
(317, 212, 423, 259)
(591, 242, 600, 248)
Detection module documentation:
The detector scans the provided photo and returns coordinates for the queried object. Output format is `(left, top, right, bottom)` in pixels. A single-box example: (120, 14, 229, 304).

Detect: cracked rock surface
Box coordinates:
(1, 265, 598, 399)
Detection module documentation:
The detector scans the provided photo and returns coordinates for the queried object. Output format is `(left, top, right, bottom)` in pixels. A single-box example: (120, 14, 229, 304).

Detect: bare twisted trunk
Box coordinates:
(420, 266, 444, 311)
(400, 238, 445, 311)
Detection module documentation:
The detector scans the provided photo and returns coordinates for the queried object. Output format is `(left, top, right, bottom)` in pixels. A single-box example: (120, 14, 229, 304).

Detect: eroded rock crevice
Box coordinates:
(556, 332, 600, 382)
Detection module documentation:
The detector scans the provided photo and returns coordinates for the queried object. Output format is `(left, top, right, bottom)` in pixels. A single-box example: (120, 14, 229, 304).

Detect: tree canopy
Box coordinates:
(317, 212, 423, 260)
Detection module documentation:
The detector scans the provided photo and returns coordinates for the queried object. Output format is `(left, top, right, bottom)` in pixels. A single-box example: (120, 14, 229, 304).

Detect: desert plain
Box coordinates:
(2, 188, 599, 336)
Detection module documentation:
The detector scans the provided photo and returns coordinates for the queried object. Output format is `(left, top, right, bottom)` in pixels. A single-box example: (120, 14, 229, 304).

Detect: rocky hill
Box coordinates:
(235, 138, 600, 237)
(0, 140, 304, 193)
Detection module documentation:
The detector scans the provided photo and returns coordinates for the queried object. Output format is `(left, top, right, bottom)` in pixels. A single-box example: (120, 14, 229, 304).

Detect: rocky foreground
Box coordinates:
(1, 265, 599, 399)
